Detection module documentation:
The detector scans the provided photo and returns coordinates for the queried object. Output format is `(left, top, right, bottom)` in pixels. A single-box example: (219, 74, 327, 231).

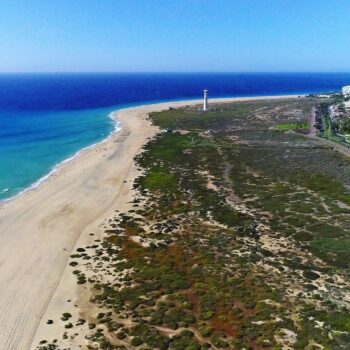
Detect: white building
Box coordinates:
(344, 100, 350, 110)
(342, 86, 350, 96)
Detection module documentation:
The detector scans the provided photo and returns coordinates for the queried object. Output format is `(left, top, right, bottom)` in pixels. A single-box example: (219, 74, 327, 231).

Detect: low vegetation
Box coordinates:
(38, 97, 350, 349)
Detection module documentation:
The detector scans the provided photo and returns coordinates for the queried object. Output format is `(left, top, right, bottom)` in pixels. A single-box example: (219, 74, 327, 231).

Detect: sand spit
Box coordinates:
(0, 95, 301, 350)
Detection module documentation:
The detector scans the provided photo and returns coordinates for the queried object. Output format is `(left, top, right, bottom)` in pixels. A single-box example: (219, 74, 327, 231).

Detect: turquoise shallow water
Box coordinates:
(0, 106, 116, 200)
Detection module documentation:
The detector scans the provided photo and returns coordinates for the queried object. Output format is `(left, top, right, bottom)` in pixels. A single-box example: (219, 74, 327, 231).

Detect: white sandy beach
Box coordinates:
(0, 95, 301, 350)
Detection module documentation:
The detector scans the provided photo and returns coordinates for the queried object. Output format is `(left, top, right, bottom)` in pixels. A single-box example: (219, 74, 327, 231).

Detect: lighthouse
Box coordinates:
(203, 89, 208, 111)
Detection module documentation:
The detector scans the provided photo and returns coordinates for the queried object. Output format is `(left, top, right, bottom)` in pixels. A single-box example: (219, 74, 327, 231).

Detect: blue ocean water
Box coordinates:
(1, 72, 350, 200)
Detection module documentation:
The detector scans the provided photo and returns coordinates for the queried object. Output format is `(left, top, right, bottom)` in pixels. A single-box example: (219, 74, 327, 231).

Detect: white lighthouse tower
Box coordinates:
(203, 89, 208, 111)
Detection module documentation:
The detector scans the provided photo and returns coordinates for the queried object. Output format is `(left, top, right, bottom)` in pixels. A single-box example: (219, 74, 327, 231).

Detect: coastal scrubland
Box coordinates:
(37, 98, 350, 349)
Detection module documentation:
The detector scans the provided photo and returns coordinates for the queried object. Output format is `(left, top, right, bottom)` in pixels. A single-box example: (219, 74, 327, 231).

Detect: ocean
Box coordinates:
(1, 72, 350, 200)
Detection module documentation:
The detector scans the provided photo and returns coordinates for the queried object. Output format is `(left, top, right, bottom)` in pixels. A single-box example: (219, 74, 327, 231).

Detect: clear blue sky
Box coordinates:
(1, 0, 350, 72)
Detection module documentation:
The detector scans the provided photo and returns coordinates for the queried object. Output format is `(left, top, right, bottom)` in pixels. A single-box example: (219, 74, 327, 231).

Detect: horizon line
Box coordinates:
(1, 71, 350, 75)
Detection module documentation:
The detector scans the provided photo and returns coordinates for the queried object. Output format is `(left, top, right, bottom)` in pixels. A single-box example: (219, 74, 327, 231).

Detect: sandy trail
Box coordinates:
(0, 96, 300, 350)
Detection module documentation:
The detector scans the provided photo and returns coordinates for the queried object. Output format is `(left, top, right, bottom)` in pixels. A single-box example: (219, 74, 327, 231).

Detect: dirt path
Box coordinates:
(155, 326, 220, 350)
(313, 136, 350, 157)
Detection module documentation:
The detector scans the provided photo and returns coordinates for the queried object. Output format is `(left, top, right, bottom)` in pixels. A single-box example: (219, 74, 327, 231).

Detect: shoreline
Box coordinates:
(0, 94, 302, 350)
(0, 93, 303, 205)
(0, 118, 122, 206)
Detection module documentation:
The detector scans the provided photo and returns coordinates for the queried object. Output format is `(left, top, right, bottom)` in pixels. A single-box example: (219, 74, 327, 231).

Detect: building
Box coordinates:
(342, 86, 350, 96)
(344, 100, 350, 110)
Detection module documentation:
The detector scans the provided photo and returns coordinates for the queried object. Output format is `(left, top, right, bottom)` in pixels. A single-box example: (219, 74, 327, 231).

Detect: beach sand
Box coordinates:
(0, 95, 301, 350)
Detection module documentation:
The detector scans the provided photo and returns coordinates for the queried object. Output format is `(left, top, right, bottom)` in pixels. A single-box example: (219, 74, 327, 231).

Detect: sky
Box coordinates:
(1, 0, 350, 72)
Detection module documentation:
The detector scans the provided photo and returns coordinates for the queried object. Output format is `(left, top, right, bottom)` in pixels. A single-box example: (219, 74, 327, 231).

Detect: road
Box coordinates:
(307, 105, 350, 158)
(309, 106, 317, 137)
